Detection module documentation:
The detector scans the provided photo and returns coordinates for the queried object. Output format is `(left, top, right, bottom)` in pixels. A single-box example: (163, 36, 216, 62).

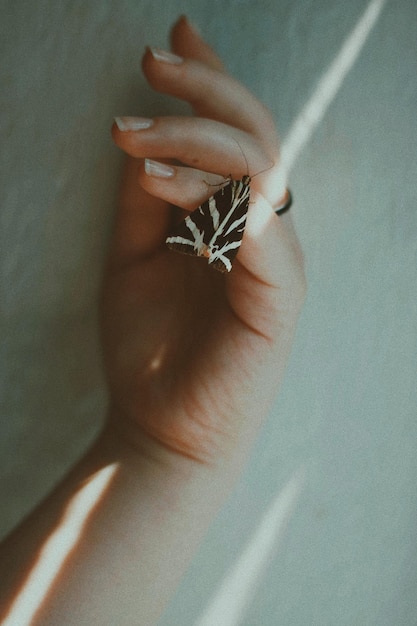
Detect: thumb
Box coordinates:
(226, 192, 306, 340)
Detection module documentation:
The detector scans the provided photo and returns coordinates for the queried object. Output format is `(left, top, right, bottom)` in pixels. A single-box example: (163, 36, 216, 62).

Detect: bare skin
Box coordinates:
(0, 16, 305, 626)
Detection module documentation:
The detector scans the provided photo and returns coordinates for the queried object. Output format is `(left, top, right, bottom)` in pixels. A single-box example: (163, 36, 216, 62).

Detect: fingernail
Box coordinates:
(149, 47, 184, 65)
(114, 116, 154, 131)
(144, 159, 175, 178)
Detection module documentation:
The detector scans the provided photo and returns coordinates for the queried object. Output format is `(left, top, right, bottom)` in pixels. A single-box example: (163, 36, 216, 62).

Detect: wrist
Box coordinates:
(100, 405, 253, 495)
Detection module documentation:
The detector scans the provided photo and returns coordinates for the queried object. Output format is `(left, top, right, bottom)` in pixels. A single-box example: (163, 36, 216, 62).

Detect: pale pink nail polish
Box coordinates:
(144, 159, 175, 178)
(114, 117, 154, 131)
(149, 47, 184, 65)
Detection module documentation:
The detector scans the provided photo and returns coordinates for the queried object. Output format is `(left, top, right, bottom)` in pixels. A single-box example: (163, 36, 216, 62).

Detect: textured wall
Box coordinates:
(1, 1, 416, 624)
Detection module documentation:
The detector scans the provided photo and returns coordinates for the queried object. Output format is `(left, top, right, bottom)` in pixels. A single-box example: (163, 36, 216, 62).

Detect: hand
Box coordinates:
(0, 17, 306, 625)
(102, 16, 306, 464)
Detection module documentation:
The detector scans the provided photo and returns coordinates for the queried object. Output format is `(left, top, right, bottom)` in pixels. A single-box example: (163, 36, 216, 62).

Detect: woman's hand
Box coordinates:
(0, 18, 305, 625)
(102, 16, 306, 464)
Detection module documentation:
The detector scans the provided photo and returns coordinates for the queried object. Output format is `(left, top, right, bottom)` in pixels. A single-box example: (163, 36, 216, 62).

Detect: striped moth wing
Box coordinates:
(166, 175, 251, 273)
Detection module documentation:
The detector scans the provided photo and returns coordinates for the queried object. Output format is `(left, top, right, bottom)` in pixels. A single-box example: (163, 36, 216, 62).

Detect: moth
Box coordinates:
(166, 175, 251, 273)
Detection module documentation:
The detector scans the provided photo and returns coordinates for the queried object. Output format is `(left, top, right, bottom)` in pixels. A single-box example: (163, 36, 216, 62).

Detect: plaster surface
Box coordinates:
(1, 2, 416, 624)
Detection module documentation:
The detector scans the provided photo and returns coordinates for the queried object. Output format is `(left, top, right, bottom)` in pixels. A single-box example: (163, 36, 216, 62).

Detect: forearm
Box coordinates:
(0, 422, 245, 626)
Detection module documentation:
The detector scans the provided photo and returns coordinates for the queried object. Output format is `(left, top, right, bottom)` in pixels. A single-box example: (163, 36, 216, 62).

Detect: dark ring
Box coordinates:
(275, 189, 292, 215)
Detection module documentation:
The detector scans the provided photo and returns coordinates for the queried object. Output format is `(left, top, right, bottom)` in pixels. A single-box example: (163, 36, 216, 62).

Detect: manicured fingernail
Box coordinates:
(144, 159, 175, 178)
(114, 117, 154, 131)
(149, 47, 184, 65)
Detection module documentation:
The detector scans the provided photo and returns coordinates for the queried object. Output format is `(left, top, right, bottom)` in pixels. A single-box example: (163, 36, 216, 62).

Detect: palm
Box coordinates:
(101, 166, 250, 457)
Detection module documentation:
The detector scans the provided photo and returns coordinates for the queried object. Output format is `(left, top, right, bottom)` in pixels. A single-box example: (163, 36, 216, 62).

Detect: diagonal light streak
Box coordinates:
(2, 463, 118, 626)
(193, 469, 305, 626)
(281, 0, 387, 175)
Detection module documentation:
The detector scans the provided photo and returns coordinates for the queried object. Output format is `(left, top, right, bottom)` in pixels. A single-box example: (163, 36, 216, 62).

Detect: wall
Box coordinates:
(1, 1, 416, 624)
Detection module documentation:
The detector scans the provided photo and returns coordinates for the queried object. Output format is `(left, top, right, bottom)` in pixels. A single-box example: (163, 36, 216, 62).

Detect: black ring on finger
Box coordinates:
(274, 189, 292, 215)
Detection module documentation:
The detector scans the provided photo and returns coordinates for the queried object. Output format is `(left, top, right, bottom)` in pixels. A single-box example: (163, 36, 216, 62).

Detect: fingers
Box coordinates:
(140, 160, 227, 210)
(141, 47, 278, 156)
(112, 116, 270, 180)
(113, 113, 287, 207)
(109, 16, 290, 270)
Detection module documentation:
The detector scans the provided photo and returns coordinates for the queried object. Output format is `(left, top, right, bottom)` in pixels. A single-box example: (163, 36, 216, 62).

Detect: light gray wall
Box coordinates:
(1, 1, 416, 624)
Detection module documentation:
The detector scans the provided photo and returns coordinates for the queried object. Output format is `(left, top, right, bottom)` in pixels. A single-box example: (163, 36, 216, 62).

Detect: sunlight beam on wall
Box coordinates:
(2, 463, 118, 626)
(194, 469, 305, 626)
(281, 0, 387, 175)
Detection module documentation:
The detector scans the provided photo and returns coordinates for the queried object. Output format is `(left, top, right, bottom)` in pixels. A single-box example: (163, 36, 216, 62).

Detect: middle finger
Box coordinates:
(112, 116, 271, 180)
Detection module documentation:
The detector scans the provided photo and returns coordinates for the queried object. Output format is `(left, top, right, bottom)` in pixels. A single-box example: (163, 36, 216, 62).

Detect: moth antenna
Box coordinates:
(230, 137, 274, 179)
(231, 137, 250, 177)
(252, 160, 275, 179)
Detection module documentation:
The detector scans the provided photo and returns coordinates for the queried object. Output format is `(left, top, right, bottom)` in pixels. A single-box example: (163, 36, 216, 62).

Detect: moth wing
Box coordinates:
(207, 178, 250, 273)
(165, 182, 229, 257)
(165, 214, 203, 257)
